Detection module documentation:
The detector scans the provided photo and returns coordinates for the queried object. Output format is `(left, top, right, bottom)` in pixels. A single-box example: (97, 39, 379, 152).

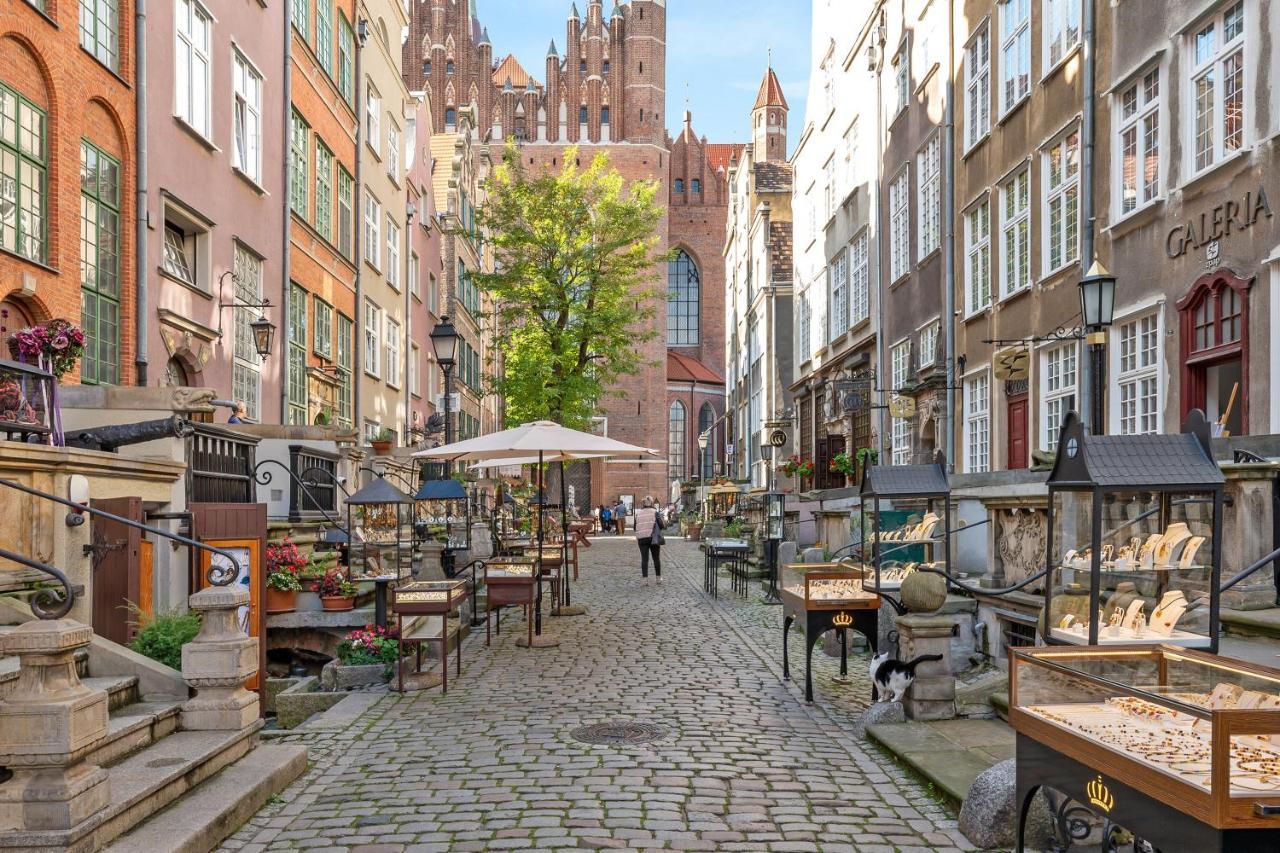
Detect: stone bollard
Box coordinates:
(0, 619, 109, 835)
(894, 613, 956, 721)
(181, 586, 259, 731)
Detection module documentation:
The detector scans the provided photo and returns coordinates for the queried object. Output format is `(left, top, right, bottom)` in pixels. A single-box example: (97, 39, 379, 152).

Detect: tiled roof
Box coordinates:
(706, 143, 744, 174)
(768, 220, 793, 283)
(492, 54, 540, 90)
(667, 351, 725, 386)
(861, 463, 950, 498)
(753, 161, 793, 192)
(754, 68, 789, 110)
(1075, 435, 1224, 487)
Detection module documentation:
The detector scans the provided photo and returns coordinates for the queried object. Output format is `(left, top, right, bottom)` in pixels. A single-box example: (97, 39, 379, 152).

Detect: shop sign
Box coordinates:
(994, 347, 1029, 381)
(1165, 186, 1272, 259)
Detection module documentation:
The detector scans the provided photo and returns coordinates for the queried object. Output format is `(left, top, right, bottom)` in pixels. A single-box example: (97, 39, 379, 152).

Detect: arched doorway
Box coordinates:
(164, 356, 191, 387)
(0, 297, 38, 340)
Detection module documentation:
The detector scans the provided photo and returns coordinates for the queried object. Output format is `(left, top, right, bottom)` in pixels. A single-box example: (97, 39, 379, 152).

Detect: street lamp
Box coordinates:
(697, 430, 709, 480)
(1078, 261, 1117, 436)
(249, 315, 276, 360)
(430, 316, 458, 447)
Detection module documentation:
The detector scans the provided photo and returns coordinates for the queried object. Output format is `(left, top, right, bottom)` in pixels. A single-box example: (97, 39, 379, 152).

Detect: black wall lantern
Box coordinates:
(1078, 261, 1117, 331)
(249, 314, 275, 359)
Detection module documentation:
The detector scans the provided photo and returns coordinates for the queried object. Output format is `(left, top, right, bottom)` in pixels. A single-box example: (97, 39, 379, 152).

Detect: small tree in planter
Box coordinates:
(312, 570, 358, 611)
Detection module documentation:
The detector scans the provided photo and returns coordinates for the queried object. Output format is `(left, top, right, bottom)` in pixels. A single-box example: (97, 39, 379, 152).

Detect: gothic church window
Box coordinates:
(668, 249, 700, 346)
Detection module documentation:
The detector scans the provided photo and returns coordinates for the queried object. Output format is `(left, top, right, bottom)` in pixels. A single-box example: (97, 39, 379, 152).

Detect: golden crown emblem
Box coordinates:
(1086, 776, 1114, 812)
(832, 611, 853, 628)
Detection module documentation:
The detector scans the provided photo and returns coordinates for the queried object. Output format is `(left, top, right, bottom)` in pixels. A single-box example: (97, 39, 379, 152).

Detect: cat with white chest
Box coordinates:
(869, 651, 944, 703)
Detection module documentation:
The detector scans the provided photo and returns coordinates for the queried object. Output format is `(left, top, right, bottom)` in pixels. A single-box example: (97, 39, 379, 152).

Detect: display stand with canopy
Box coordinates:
(345, 476, 414, 627)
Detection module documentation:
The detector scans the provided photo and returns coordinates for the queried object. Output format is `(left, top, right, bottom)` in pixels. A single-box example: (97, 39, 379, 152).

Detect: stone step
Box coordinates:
(101, 743, 307, 853)
(82, 674, 140, 713)
(2, 724, 263, 852)
(1221, 606, 1280, 640)
(87, 700, 185, 769)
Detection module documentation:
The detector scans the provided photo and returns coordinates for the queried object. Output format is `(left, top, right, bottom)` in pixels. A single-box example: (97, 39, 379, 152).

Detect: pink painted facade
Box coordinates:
(405, 94, 446, 439)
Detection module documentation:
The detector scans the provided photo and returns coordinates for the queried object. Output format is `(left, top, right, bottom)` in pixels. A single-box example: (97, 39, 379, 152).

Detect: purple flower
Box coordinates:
(50, 334, 69, 351)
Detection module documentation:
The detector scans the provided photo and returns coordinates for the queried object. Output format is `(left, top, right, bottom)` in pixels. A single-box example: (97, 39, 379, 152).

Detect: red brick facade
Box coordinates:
(1, 1, 137, 383)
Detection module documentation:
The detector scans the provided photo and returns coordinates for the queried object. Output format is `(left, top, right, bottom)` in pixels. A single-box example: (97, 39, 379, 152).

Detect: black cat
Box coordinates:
(870, 651, 944, 703)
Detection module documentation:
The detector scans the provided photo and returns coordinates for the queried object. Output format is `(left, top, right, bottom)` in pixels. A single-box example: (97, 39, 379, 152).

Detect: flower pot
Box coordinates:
(321, 595, 356, 611)
(265, 588, 297, 614)
(295, 590, 324, 612)
(371, 440, 393, 456)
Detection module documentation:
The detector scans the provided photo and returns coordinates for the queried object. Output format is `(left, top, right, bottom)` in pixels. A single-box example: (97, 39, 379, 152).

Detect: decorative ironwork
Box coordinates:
(570, 720, 669, 746)
(290, 446, 339, 517)
(0, 546, 76, 618)
(188, 424, 258, 503)
(253, 459, 350, 538)
(1044, 788, 1097, 852)
(983, 314, 1087, 348)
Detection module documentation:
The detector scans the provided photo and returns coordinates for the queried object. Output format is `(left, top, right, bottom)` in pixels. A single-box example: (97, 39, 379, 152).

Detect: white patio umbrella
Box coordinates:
(415, 422, 658, 641)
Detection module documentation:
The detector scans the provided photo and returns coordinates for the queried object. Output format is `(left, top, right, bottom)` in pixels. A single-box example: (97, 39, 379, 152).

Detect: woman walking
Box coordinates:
(633, 496, 664, 583)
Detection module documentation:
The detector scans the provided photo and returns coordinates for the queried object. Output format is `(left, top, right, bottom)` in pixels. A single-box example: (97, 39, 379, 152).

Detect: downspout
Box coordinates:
(281, 1, 293, 422)
(942, 0, 957, 469)
(405, 208, 413, 443)
(353, 22, 365, 437)
(873, 7, 887, 462)
(134, 0, 148, 386)
(1079, 0, 1098, 431)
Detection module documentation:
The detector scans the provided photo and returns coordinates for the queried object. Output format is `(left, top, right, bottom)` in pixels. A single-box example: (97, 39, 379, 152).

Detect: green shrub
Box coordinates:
(130, 607, 201, 671)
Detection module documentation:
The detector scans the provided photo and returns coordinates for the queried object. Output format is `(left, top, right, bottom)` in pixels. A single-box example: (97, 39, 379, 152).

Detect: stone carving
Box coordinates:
(171, 386, 218, 414)
(995, 507, 1047, 586)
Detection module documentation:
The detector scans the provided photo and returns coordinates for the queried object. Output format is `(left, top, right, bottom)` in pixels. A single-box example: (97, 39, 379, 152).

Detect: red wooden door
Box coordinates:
(90, 497, 143, 645)
(1007, 396, 1029, 470)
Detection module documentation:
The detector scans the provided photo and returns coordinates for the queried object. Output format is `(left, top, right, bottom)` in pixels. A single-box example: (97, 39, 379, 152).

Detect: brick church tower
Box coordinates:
(404, 0, 733, 507)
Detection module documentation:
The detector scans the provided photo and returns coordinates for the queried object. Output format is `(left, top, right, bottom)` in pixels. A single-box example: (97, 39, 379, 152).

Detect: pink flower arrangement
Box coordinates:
(336, 624, 400, 666)
(266, 537, 309, 576)
(7, 319, 86, 378)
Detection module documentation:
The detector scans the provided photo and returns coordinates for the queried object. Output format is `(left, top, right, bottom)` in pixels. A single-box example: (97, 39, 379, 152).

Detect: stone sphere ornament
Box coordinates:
(900, 570, 947, 613)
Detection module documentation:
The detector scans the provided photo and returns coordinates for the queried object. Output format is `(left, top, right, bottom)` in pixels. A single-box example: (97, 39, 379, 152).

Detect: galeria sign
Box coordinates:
(1165, 186, 1272, 258)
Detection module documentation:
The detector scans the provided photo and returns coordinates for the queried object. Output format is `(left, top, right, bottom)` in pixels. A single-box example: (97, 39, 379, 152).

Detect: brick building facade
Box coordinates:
(1, 0, 137, 384)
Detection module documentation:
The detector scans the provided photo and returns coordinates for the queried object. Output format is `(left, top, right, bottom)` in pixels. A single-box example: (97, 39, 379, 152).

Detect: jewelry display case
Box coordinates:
(345, 476, 414, 579)
(1010, 645, 1280, 851)
(391, 579, 468, 694)
(413, 478, 472, 551)
(859, 451, 952, 593)
(483, 559, 540, 647)
(1044, 411, 1223, 651)
(780, 562, 879, 702)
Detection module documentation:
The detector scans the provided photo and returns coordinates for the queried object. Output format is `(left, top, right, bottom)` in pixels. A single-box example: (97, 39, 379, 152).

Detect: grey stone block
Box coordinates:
(852, 701, 905, 739)
(320, 660, 389, 690)
(958, 759, 1055, 850)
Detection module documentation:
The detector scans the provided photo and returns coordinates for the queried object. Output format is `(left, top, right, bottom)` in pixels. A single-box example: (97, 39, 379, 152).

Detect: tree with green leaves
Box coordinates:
(473, 144, 667, 428)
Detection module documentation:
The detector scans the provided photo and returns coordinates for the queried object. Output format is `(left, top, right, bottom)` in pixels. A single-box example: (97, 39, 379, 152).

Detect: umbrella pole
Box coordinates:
(535, 451, 544, 635)
(560, 461, 570, 606)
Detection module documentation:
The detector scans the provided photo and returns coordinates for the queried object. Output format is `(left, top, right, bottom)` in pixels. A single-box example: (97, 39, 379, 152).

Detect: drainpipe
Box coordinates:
(405, 205, 414, 443)
(873, 8, 887, 461)
(281, 1, 293, 422)
(1079, 0, 1098, 432)
(353, 20, 365, 437)
(134, 0, 148, 387)
(942, 0, 957, 469)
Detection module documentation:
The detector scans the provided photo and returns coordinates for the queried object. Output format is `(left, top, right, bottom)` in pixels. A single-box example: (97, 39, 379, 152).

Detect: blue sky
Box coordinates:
(475, 0, 812, 150)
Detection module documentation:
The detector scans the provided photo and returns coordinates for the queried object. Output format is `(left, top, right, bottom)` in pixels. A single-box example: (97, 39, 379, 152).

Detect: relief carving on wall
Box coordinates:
(994, 507, 1047, 587)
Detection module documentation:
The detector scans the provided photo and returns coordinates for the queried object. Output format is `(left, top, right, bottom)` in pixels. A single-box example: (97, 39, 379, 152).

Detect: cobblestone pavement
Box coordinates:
(223, 537, 971, 852)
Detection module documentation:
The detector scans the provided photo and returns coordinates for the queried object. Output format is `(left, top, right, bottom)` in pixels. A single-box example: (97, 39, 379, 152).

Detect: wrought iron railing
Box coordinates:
(289, 445, 339, 517)
(188, 424, 258, 503)
(0, 546, 77, 619)
(253, 460, 350, 537)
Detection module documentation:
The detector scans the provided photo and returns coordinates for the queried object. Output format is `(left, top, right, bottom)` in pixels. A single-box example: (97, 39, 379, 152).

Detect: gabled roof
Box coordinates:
(1046, 411, 1223, 488)
(861, 457, 950, 498)
(706, 143, 744, 174)
(667, 351, 725, 386)
(753, 161, 793, 192)
(754, 68, 789, 111)
(492, 54, 540, 90)
(346, 476, 413, 505)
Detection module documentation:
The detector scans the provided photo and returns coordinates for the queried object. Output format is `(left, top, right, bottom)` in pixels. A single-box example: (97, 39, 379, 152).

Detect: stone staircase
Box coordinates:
(0, 594, 307, 853)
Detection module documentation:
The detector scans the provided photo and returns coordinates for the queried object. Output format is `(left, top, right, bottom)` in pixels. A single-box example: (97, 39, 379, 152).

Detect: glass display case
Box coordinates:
(859, 451, 952, 594)
(345, 476, 414, 579)
(707, 482, 740, 518)
(0, 359, 52, 441)
(780, 562, 880, 703)
(1010, 645, 1280, 849)
(414, 478, 472, 550)
(1044, 411, 1223, 651)
(391, 579, 468, 694)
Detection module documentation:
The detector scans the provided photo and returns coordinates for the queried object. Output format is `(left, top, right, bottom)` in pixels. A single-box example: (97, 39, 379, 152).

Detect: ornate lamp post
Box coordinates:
(430, 316, 459, 448)
(1078, 262, 1117, 436)
(697, 430, 709, 480)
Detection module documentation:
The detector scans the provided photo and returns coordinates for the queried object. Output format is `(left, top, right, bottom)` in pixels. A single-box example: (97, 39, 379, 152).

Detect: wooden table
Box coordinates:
(391, 579, 468, 694)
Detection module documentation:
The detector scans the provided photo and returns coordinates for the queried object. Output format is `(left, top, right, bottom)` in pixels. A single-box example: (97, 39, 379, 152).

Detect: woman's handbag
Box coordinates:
(650, 512, 666, 546)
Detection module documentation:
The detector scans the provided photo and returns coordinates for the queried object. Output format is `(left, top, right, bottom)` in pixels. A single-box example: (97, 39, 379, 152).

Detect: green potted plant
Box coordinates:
(313, 570, 359, 611)
(370, 426, 397, 456)
(830, 451, 857, 485)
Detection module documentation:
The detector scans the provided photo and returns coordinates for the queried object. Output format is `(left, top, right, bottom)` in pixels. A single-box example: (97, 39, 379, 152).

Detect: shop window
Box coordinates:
(1177, 269, 1250, 436)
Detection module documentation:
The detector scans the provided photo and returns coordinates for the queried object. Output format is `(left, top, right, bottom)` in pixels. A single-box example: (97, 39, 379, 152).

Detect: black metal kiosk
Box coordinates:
(346, 476, 414, 626)
(859, 451, 953, 597)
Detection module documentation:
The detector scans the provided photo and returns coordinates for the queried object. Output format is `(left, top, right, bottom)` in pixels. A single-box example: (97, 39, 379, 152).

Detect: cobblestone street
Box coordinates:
(223, 537, 971, 852)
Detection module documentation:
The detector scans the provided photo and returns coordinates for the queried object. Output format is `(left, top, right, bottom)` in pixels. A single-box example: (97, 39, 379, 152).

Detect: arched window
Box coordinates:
(698, 402, 714, 478)
(667, 249, 700, 346)
(578, 104, 588, 124)
(673, 178, 684, 193)
(600, 106, 610, 124)
(691, 178, 702, 194)
(423, 59, 431, 75)
(668, 401, 687, 483)
(1177, 269, 1252, 435)
(445, 107, 457, 129)
(446, 59, 455, 74)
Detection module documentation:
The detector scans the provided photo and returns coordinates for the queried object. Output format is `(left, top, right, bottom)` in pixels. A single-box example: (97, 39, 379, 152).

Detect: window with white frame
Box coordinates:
(966, 199, 992, 314)
(965, 371, 991, 472)
(918, 321, 939, 369)
(1115, 313, 1160, 435)
(890, 339, 912, 465)
(386, 318, 401, 388)
(363, 300, 380, 376)
(850, 230, 870, 324)
(232, 51, 263, 183)
(829, 250, 849, 338)
(1116, 68, 1161, 215)
(363, 191, 380, 268)
(232, 244, 262, 421)
(1043, 129, 1080, 273)
(1041, 342, 1078, 451)
(893, 45, 910, 116)
(889, 170, 910, 281)
(1190, 1, 1245, 173)
(918, 135, 940, 259)
(999, 0, 1030, 114)
(410, 343, 420, 397)
(313, 298, 333, 359)
(797, 290, 812, 363)
(1001, 168, 1031, 296)
(365, 80, 380, 156)
(964, 24, 990, 150)
(286, 283, 307, 424)
(1044, 0, 1081, 70)
(428, 271, 438, 313)
(823, 156, 835, 221)
(385, 216, 400, 289)
(842, 121, 858, 195)
(387, 122, 400, 180)
(175, 0, 212, 137)
(409, 251, 420, 299)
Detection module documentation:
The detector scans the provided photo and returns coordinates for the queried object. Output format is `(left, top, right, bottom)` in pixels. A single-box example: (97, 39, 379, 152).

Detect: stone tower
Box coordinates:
(752, 67, 789, 162)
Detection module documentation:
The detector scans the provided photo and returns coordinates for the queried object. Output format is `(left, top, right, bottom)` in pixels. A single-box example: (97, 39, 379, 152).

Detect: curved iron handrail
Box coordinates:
(359, 465, 416, 492)
(298, 465, 352, 498)
(1221, 542, 1280, 595)
(0, 478, 242, 586)
(913, 564, 1050, 597)
(0, 546, 76, 619)
(455, 557, 487, 627)
(252, 459, 351, 538)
